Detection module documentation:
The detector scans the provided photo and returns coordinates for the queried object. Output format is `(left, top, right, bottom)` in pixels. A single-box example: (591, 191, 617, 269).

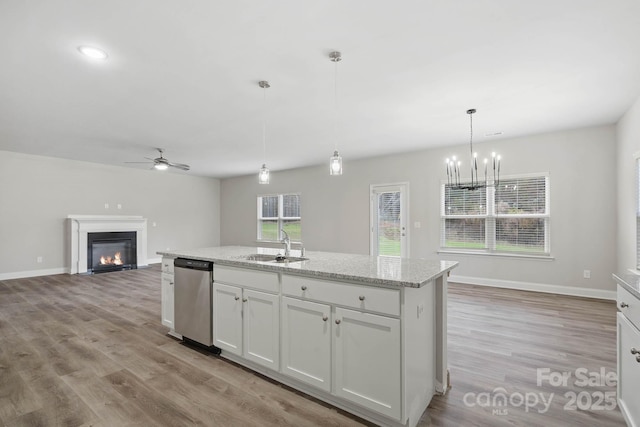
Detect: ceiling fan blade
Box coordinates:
(167, 161, 190, 171)
(125, 161, 154, 164)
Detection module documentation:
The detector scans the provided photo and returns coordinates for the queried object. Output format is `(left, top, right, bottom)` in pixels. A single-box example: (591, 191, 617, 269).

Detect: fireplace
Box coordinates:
(87, 231, 137, 274)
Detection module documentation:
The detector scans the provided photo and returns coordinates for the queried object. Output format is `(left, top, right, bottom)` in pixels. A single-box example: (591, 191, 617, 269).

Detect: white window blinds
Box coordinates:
(441, 175, 550, 255)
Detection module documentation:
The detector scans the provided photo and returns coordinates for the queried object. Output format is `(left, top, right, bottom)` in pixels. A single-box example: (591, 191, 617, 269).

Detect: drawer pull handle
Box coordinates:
(301, 285, 307, 291)
(242, 298, 248, 303)
(620, 302, 629, 308)
(359, 295, 365, 301)
(322, 315, 328, 322)
(335, 319, 341, 325)
(234, 296, 240, 301)
(632, 348, 639, 355)
(169, 281, 174, 286)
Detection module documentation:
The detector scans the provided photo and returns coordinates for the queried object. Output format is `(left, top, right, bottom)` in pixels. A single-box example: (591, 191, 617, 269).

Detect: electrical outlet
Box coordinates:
(152, 222, 157, 227)
(104, 203, 109, 209)
(414, 221, 421, 229)
(583, 270, 591, 279)
(37, 256, 43, 263)
(117, 204, 122, 210)
(417, 303, 425, 318)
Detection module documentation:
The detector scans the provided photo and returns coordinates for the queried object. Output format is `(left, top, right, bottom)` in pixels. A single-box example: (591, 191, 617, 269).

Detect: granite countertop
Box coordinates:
(157, 246, 458, 288)
(613, 272, 640, 300)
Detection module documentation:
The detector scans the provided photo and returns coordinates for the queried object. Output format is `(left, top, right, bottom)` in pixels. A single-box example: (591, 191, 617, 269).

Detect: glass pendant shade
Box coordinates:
(329, 150, 343, 175)
(258, 164, 270, 184)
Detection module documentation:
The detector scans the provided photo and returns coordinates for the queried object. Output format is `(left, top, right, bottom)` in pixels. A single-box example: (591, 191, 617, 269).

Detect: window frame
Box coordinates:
(636, 158, 640, 270)
(257, 193, 301, 243)
(440, 173, 550, 257)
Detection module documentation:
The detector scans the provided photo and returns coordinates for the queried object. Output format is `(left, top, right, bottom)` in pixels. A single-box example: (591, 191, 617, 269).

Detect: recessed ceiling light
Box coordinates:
(77, 46, 108, 60)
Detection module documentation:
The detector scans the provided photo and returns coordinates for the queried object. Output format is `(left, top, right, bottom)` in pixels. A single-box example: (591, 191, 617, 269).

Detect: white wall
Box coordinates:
(616, 95, 640, 272)
(0, 150, 221, 277)
(221, 125, 617, 296)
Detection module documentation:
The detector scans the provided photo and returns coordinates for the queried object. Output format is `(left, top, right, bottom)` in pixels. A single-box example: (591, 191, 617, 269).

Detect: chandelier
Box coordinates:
(446, 109, 501, 190)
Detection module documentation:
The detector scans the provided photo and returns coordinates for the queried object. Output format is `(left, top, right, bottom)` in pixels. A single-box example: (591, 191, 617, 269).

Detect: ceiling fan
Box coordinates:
(126, 148, 190, 171)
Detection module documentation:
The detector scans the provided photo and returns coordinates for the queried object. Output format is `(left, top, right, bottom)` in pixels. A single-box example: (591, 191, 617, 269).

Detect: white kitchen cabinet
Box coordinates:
(617, 280, 640, 427)
(281, 297, 331, 392)
(243, 289, 279, 370)
(618, 313, 640, 427)
(160, 257, 178, 336)
(213, 277, 279, 370)
(213, 282, 243, 355)
(334, 307, 401, 420)
(161, 272, 175, 328)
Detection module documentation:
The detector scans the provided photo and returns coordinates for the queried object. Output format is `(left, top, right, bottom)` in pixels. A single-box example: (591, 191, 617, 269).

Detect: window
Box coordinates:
(441, 175, 549, 255)
(636, 159, 640, 269)
(258, 194, 301, 242)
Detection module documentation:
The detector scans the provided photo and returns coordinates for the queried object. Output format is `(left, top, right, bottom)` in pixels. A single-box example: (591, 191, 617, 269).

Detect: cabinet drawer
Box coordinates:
(282, 275, 400, 316)
(619, 284, 640, 330)
(214, 265, 279, 293)
(161, 257, 175, 274)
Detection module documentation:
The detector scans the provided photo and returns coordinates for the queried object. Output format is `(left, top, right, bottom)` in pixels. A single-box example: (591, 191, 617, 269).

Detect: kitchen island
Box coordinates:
(158, 246, 458, 427)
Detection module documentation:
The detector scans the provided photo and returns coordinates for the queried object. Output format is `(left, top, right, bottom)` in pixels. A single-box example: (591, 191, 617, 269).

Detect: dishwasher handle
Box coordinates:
(174, 258, 213, 271)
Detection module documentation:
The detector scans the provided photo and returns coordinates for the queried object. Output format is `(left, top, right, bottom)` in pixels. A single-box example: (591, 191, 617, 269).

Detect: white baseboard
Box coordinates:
(0, 267, 70, 281)
(147, 257, 162, 265)
(450, 274, 616, 301)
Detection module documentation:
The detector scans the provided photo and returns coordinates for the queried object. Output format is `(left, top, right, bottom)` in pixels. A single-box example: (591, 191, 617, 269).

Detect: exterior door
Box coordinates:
(370, 183, 408, 257)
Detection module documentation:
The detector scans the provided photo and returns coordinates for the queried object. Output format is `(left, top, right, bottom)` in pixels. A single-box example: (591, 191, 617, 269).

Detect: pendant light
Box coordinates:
(445, 109, 501, 190)
(258, 80, 270, 184)
(329, 51, 343, 175)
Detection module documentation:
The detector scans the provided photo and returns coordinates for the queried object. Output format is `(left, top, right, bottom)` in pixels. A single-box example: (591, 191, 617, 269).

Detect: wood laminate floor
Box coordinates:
(0, 266, 626, 427)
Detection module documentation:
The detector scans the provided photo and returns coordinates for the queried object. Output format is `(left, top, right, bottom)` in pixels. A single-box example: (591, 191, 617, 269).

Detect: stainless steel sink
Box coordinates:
(245, 254, 308, 263)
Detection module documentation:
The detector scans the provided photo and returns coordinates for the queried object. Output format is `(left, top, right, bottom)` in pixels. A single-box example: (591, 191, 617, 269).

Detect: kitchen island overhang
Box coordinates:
(158, 246, 458, 427)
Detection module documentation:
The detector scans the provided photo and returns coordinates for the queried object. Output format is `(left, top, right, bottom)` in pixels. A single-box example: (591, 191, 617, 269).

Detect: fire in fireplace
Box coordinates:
(87, 231, 137, 274)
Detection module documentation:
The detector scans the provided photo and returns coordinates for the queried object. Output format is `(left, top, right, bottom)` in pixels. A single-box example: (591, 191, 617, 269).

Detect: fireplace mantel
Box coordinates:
(68, 215, 148, 274)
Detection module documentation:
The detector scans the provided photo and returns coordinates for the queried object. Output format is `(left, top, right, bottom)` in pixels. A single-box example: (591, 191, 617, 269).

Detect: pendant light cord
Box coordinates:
(334, 57, 338, 152)
(263, 85, 267, 164)
(469, 111, 473, 159)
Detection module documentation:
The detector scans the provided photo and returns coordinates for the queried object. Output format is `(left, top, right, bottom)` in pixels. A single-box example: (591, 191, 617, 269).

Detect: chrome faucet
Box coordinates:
(281, 229, 291, 257)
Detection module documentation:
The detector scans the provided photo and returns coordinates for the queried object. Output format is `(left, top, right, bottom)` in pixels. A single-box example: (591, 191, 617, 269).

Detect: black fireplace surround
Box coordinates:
(87, 231, 137, 274)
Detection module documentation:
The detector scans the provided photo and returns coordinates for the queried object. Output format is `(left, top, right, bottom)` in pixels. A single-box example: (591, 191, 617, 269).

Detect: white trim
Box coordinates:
(67, 215, 148, 274)
(438, 249, 554, 260)
(450, 274, 616, 300)
(147, 257, 162, 265)
(0, 267, 69, 281)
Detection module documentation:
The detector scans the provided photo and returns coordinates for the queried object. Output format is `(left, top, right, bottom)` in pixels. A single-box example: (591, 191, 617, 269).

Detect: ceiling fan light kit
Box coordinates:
(126, 148, 190, 171)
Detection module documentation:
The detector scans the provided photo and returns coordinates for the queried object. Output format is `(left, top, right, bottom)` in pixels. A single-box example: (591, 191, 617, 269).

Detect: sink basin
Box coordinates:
(245, 254, 308, 263)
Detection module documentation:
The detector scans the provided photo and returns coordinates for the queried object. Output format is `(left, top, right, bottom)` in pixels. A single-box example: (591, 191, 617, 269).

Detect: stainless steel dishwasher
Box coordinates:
(174, 258, 214, 346)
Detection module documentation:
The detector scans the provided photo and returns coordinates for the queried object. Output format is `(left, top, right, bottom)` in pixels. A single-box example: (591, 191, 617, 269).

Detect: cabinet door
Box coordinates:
(334, 307, 401, 420)
(243, 289, 279, 370)
(618, 313, 640, 427)
(161, 273, 174, 328)
(213, 283, 242, 355)
(281, 297, 331, 392)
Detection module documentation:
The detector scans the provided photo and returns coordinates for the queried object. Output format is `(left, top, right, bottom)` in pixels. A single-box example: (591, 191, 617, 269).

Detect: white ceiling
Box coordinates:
(1, 0, 640, 178)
